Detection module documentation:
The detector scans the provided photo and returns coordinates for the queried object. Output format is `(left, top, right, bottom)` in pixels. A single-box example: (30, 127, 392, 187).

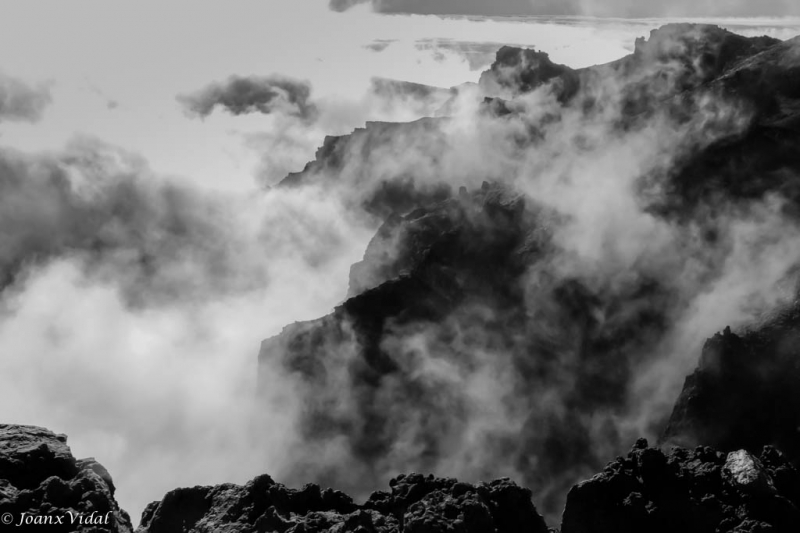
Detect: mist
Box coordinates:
(0, 135, 377, 521)
(0, 70, 51, 123)
(1, 2, 800, 529)
(252, 26, 800, 522)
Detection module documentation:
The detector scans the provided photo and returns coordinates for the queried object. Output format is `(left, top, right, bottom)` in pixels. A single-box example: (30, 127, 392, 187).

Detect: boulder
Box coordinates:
(0, 424, 133, 533)
(136, 473, 548, 533)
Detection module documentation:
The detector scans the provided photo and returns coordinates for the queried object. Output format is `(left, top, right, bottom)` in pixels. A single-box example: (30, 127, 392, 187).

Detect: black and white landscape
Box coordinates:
(2, 1, 800, 532)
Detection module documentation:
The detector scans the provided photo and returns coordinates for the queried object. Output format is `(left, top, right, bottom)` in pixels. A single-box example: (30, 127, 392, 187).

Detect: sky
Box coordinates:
(2, 1, 798, 191)
(333, 0, 800, 17)
(1, 0, 800, 526)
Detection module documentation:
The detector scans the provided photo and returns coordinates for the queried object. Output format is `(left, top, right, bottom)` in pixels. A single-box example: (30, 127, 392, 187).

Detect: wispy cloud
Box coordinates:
(177, 75, 318, 122)
(331, 0, 800, 17)
(0, 70, 52, 123)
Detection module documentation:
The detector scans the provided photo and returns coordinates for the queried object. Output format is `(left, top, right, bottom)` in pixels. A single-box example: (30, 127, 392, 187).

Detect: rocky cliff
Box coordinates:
(258, 23, 800, 523)
(0, 424, 133, 533)
(661, 316, 800, 461)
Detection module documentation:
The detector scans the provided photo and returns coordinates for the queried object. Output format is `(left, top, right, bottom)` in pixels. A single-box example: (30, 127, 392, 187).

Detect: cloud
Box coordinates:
(177, 75, 318, 122)
(0, 137, 261, 306)
(4, 15, 800, 530)
(364, 39, 396, 52)
(331, 0, 800, 17)
(329, 0, 370, 12)
(0, 70, 52, 123)
(0, 134, 376, 523)
(416, 39, 520, 71)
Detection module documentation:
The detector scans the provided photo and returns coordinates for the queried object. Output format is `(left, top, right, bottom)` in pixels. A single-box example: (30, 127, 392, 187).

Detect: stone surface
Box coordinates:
(560, 440, 800, 533)
(136, 473, 548, 533)
(0, 424, 133, 533)
(661, 316, 800, 463)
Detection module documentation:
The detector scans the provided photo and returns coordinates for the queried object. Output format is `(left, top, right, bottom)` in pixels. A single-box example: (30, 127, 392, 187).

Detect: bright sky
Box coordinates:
(2, 0, 797, 192)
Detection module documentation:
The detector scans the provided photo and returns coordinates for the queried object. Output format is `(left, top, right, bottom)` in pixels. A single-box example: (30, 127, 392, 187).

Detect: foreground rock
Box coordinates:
(0, 424, 133, 533)
(561, 439, 800, 533)
(136, 473, 549, 533)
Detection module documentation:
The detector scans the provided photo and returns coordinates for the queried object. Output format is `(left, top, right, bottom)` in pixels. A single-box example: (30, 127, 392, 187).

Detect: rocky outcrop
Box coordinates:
(136, 473, 549, 533)
(561, 439, 800, 533)
(278, 117, 451, 218)
(478, 46, 580, 102)
(661, 316, 800, 462)
(0, 424, 133, 532)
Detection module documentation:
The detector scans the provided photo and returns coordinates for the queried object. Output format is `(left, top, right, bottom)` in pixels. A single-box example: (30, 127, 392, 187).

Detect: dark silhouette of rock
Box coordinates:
(279, 25, 799, 219)
(661, 314, 800, 462)
(0, 424, 133, 533)
(260, 24, 800, 524)
(278, 118, 451, 218)
(479, 46, 580, 102)
(561, 440, 800, 533)
(136, 473, 548, 533)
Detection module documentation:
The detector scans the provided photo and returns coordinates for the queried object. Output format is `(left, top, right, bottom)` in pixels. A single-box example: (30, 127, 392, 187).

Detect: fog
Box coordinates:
(1, 1, 800, 528)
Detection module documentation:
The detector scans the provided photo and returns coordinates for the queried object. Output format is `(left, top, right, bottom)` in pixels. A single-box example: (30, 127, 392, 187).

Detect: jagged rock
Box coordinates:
(661, 317, 800, 462)
(278, 118, 451, 218)
(260, 23, 800, 525)
(280, 25, 800, 218)
(136, 473, 548, 533)
(0, 424, 133, 533)
(560, 440, 800, 533)
(478, 46, 580, 102)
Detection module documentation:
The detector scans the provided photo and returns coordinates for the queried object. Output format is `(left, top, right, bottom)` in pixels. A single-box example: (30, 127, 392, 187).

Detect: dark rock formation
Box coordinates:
(260, 24, 800, 523)
(259, 179, 682, 519)
(136, 473, 548, 533)
(278, 117, 451, 218)
(478, 46, 580, 102)
(279, 25, 800, 219)
(661, 316, 800, 461)
(561, 439, 800, 533)
(0, 424, 133, 532)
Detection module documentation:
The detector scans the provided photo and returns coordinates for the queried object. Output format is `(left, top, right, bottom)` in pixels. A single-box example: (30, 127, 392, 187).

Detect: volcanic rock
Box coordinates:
(135, 472, 548, 533)
(0, 424, 133, 533)
(661, 318, 800, 462)
(560, 440, 800, 533)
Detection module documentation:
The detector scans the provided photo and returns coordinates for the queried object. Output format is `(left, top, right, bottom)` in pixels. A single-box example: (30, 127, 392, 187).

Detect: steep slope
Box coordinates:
(661, 315, 800, 460)
(258, 23, 800, 523)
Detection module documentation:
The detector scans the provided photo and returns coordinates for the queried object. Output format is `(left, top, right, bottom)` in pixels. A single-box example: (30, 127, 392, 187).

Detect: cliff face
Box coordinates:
(0, 424, 133, 533)
(259, 23, 800, 523)
(661, 316, 800, 460)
